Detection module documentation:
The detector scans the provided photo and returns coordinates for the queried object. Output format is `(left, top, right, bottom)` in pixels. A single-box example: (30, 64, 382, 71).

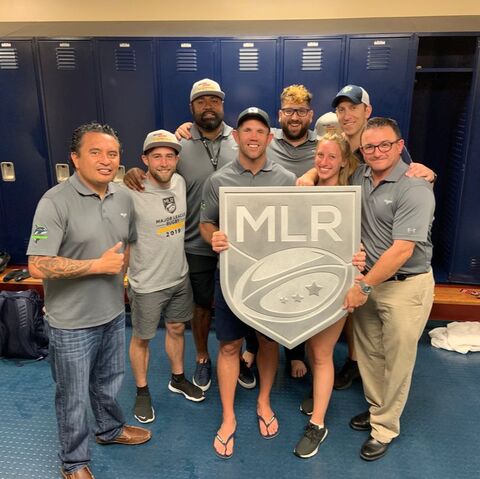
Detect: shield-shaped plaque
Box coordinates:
(219, 186, 361, 348)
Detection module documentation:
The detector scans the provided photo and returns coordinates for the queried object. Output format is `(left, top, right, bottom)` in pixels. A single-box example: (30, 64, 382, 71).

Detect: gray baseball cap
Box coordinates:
(237, 107, 271, 129)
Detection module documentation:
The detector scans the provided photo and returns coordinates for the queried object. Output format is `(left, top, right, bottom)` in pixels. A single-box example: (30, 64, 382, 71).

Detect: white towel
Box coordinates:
(429, 321, 480, 354)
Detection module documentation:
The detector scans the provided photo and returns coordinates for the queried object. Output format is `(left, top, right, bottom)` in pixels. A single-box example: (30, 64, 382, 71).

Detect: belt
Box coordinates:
(384, 272, 423, 282)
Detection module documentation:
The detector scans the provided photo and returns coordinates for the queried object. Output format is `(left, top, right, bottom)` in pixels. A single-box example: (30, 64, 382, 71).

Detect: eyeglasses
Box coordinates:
(360, 140, 401, 155)
(280, 108, 311, 117)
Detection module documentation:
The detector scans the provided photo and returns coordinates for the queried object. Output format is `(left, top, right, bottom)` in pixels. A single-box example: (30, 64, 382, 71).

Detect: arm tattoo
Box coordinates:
(30, 256, 95, 279)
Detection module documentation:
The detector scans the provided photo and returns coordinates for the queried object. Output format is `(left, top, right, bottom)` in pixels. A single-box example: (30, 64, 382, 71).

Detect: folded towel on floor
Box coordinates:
(429, 321, 480, 354)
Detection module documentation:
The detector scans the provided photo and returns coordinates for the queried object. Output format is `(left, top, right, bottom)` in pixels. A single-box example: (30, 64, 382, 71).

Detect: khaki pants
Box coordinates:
(353, 270, 434, 443)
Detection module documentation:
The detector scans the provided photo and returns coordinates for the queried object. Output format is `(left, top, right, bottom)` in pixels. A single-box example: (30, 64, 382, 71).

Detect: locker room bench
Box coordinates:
(1, 266, 479, 321)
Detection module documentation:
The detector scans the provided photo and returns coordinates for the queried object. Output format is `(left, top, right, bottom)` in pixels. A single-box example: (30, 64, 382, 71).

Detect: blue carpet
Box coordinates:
(1, 323, 479, 479)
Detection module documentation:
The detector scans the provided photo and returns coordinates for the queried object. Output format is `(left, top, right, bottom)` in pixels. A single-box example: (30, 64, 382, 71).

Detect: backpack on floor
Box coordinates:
(0, 290, 48, 359)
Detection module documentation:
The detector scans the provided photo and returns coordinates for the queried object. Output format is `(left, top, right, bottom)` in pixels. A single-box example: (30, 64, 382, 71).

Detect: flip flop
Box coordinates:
(257, 413, 279, 439)
(214, 432, 235, 459)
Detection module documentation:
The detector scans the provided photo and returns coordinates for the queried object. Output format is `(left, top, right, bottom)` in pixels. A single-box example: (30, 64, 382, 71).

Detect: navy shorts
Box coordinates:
(186, 253, 218, 309)
(214, 270, 254, 342)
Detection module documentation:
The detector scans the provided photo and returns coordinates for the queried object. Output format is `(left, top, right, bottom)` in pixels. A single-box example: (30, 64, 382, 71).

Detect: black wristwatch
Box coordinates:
(358, 280, 372, 295)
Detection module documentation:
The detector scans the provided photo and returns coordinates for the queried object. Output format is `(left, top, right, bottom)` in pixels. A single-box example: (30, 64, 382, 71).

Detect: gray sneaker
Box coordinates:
(193, 358, 212, 391)
(168, 378, 205, 402)
(134, 394, 155, 424)
(294, 423, 328, 458)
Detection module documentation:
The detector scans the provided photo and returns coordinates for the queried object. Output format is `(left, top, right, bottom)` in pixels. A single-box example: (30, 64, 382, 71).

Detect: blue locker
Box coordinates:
(37, 39, 99, 183)
(157, 39, 216, 131)
(96, 39, 158, 169)
(449, 39, 480, 283)
(282, 38, 344, 120)
(345, 35, 415, 137)
(0, 39, 50, 263)
(220, 39, 278, 127)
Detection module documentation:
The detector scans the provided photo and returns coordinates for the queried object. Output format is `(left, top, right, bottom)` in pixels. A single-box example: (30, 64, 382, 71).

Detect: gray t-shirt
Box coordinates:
(123, 174, 188, 294)
(177, 122, 237, 256)
(267, 128, 317, 178)
(26, 173, 136, 329)
(201, 157, 297, 226)
(350, 160, 435, 274)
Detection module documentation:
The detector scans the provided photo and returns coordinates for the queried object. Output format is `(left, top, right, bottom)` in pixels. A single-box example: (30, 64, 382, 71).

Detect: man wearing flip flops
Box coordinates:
(199, 107, 296, 458)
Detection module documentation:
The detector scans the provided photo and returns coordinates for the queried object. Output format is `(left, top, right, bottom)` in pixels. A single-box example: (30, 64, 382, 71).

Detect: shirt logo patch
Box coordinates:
(32, 225, 48, 243)
(384, 199, 393, 205)
(120, 213, 127, 218)
(163, 196, 177, 214)
(407, 227, 417, 234)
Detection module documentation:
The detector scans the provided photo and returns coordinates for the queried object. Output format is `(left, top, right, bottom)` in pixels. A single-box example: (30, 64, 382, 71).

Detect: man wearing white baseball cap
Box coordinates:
(125, 129, 205, 425)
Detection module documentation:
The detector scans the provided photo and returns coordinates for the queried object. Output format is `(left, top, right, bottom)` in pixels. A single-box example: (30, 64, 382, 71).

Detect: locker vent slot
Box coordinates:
(176, 49, 198, 72)
(114, 49, 136, 71)
(366, 46, 391, 70)
(238, 48, 259, 71)
(301, 47, 323, 71)
(56, 48, 76, 70)
(439, 107, 467, 266)
(0, 47, 19, 70)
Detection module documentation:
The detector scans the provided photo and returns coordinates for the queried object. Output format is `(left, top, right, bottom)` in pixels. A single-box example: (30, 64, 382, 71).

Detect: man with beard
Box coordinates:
(125, 130, 205, 426)
(124, 79, 238, 393)
(176, 84, 317, 378)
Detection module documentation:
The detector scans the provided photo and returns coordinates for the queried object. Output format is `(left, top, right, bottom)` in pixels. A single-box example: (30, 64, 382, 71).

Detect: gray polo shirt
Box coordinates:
(201, 157, 297, 226)
(27, 173, 136, 329)
(122, 174, 188, 294)
(177, 122, 237, 256)
(267, 128, 317, 178)
(350, 160, 434, 274)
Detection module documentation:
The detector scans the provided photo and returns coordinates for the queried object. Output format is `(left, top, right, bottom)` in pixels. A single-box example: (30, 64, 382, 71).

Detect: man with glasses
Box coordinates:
(343, 117, 435, 462)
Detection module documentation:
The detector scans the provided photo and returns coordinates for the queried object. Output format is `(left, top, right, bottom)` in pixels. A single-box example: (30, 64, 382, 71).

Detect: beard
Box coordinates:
(281, 120, 310, 141)
(194, 110, 223, 132)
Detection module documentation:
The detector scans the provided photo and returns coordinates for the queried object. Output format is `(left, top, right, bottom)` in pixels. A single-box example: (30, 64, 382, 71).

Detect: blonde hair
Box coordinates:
(316, 132, 359, 186)
(280, 84, 312, 105)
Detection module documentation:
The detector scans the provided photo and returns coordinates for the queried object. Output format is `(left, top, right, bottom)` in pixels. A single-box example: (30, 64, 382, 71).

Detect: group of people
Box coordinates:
(27, 78, 436, 478)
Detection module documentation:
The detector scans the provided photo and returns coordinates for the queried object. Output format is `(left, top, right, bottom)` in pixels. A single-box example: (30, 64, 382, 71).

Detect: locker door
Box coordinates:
(0, 39, 50, 263)
(158, 39, 216, 131)
(96, 39, 158, 170)
(282, 38, 344, 119)
(449, 38, 480, 283)
(345, 36, 414, 136)
(38, 39, 99, 183)
(220, 39, 277, 127)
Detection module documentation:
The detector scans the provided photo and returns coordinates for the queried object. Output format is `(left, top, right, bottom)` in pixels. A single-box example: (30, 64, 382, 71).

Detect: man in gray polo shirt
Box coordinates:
(124, 79, 237, 392)
(200, 108, 296, 459)
(125, 129, 204, 426)
(343, 117, 435, 462)
(27, 123, 151, 479)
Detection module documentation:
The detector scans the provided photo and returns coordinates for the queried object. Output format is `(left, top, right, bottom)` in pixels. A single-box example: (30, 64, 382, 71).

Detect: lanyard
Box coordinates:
(200, 137, 222, 171)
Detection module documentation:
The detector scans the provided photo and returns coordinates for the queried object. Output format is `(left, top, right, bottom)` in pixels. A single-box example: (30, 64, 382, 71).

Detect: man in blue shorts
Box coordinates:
(200, 107, 297, 459)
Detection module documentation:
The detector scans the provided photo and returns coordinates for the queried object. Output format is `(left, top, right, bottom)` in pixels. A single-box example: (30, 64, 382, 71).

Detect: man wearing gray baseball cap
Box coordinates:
(123, 79, 239, 394)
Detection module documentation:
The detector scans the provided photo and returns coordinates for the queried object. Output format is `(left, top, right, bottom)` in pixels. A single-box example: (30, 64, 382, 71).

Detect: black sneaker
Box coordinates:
(193, 358, 212, 391)
(334, 358, 360, 390)
(300, 389, 313, 416)
(294, 423, 328, 458)
(168, 377, 205, 402)
(238, 358, 256, 389)
(134, 393, 155, 424)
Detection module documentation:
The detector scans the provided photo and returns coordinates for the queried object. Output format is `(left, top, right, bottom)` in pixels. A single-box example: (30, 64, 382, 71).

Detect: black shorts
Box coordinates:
(186, 253, 218, 309)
